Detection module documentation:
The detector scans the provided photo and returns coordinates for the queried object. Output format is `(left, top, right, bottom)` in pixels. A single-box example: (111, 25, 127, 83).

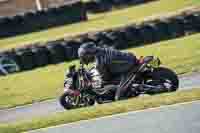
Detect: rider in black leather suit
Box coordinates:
(78, 42, 137, 100)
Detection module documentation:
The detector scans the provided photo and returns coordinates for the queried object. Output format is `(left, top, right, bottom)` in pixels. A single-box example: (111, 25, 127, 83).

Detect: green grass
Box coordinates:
(0, 88, 200, 133)
(0, 0, 199, 51)
(0, 33, 200, 109)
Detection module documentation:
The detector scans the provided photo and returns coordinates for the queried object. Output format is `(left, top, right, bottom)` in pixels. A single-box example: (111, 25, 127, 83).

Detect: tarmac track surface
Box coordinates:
(0, 73, 200, 124)
(29, 100, 200, 133)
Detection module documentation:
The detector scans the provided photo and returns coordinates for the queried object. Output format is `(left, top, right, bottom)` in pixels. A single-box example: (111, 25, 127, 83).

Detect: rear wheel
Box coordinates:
(145, 67, 179, 94)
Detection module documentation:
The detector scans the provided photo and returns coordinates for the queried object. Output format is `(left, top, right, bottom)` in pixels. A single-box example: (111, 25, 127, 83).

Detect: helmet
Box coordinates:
(78, 42, 97, 65)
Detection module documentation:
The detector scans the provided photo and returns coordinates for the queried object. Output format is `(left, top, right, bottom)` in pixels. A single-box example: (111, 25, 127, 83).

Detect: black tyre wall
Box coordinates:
(14, 48, 36, 71)
(86, 0, 156, 13)
(138, 23, 157, 44)
(0, 50, 21, 73)
(183, 13, 200, 34)
(61, 42, 74, 61)
(1, 8, 200, 76)
(120, 25, 143, 46)
(65, 40, 82, 59)
(93, 32, 113, 47)
(166, 17, 185, 38)
(105, 30, 128, 49)
(0, 1, 87, 38)
(46, 42, 66, 64)
(31, 46, 50, 67)
(153, 20, 171, 41)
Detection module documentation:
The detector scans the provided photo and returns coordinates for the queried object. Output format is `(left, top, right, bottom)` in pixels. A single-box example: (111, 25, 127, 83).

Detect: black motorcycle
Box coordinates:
(59, 56, 179, 110)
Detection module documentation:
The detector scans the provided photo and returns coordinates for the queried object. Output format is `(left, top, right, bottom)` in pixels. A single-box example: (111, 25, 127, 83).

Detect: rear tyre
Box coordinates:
(145, 67, 179, 94)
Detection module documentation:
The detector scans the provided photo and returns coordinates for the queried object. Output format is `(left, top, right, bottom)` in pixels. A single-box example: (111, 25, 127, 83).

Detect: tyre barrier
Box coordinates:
(182, 13, 200, 35)
(64, 40, 82, 59)
(85, 0, 157, 13)
(104, 30, 128, 49)
(61, 42, 74, 61)
(31, 45, 50, 67)
(1, 8, 200, 76)
(46, 42, 66, 64)
(92, 31, 114, 46)
(118, 25, 143, 46)
(152, 20, 171, 41)
(0, 1, 87, 38)
(14, 47, 36, 71)
(85, 0, 112, 13)
(0, 52, 20, 76)
(166, 17, 185, 39)
(138, 23, 157, 44)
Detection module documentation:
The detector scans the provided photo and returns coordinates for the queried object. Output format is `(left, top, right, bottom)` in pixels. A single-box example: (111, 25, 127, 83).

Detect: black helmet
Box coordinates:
(78, 42, 97, 64)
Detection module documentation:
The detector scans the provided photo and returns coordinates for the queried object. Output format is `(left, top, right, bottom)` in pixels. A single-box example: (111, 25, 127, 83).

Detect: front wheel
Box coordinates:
(145, 67, 179, 94)
(59, 92, 80, 110)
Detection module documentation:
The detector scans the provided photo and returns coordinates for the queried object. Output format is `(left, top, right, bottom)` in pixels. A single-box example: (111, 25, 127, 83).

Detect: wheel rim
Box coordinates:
(163, 79, 173, 91)
(146, 79, 174, 92)
(65, 95, 79, 106)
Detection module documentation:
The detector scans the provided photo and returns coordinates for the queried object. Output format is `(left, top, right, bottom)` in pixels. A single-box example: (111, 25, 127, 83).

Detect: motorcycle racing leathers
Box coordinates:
(94, 47, 137, 100)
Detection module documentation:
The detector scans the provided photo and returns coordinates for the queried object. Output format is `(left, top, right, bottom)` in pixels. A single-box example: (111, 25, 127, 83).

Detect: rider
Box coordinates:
(78, 42, 137, 100)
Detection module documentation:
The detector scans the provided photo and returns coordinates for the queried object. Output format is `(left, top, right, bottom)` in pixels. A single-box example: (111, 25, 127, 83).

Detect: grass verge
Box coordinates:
(0, 33, 200, 109)
(0, 0, 199, 50)
(0, 88, 200, 133)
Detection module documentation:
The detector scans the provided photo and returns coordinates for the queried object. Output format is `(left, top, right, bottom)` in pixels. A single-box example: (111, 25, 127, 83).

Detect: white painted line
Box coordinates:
(29, 100, 200, 132)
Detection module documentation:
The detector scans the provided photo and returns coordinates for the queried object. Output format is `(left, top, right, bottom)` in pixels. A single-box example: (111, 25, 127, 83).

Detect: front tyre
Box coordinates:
(59, 92, 80, 110)
(146, 67, 179, 94)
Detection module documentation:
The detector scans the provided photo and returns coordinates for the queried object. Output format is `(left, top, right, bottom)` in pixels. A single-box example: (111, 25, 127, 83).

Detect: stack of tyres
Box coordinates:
(111, 0, 125, 6)
(111, 0, 147, 6)
(0, 18, 6, 37)
(183, 13, 200, 34)
(166, 16, 185, 38)
(126, 25, 144, 46)
(61, 43, 72, 61)
(0, 1, 87, 38)
(87, 0, 112, 13)
(61, 42, 75, 61)
(0, 17, 13, 37)
(119, 25, 143, 46)
(93, 31, 114, 47)
(31, 45, 50, 67)
(65, 40, 82, 59)
(138, 23, 157, 44)
(85, 1, 99, 12)
(24, 11, 40, 32)
(153, 20, 171, 41)
(35, 10, 48, 30)
(45, 8, 58, 27)
(105, 30, 128, 49)
(87, 33, 105, 44)
(0, 50, 21, 74)
(4, 50, 21, 66)
(79, 35, 97, 44)
(55, 6, 70, 25)
(12, 15, 25, 34)
(14, 47, 36, 71)
(46, 42, 66, 64)
(97, 0, 112, 12)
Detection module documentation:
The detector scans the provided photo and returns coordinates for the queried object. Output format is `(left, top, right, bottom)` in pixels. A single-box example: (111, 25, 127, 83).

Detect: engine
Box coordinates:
(88, 68, 102, 89)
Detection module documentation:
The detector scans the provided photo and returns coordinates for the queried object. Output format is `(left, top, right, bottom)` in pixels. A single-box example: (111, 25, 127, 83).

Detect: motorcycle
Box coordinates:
(59, 56, 179, 110)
